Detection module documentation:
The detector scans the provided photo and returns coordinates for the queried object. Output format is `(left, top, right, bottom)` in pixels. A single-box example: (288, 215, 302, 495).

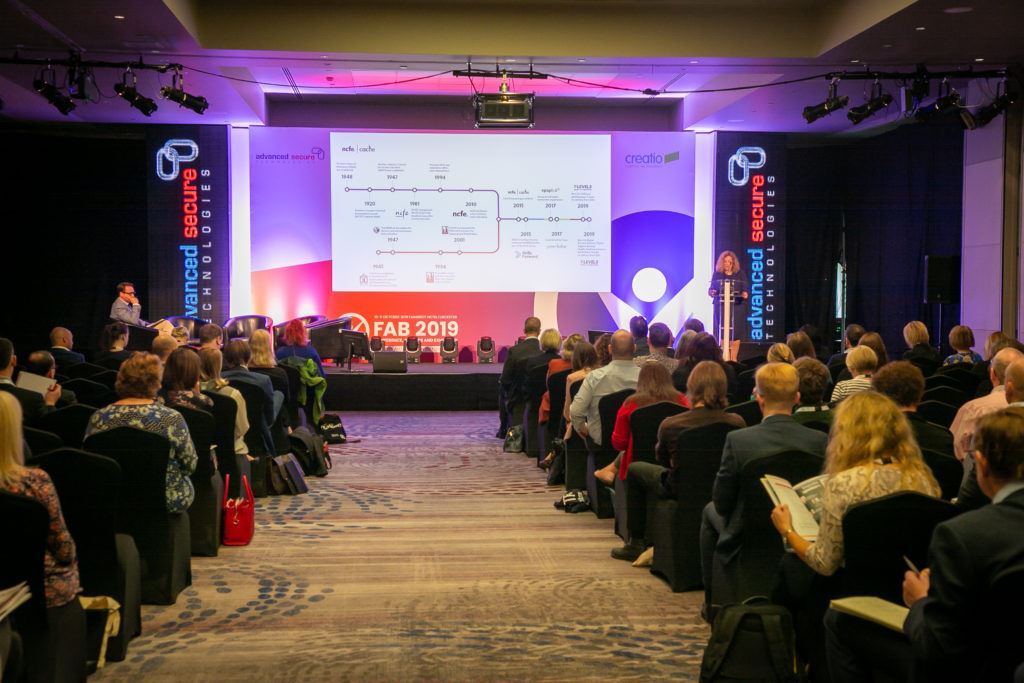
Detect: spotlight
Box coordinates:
(961, 89, 1016, 130)
(115, 68, 157, 116)
(369, 336, 383, 354)
(440, 336, 458, 363)
(847, 82, 892, 124)
(916, 89, 962, 122)
(476, 336, 496, 363)
(33, 66, 75, 115)
(404, 337, 421, 364)
(803, 78, 848, 124)
(160, 68, 208, 114)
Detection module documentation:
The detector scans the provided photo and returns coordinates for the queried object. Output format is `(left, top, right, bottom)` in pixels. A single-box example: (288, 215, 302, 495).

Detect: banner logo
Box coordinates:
(727, 146, 766, 187)
(156, 139, 199, 181)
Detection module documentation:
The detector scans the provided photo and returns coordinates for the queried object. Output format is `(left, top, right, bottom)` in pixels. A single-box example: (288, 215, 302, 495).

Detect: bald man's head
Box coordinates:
(49, 326, 73, 349)
(1004, 359, 1024, 404)
(992, 347, 1024, 386)
(610, 330, 635, 360)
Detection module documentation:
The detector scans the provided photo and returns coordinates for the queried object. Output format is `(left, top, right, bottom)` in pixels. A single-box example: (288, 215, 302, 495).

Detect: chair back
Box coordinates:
(201, 389, 240, 479)
(90, 370, 119, 391)
(917, 400, 958, 429)
(741, 355, 767, 371)
(802, 420, 831, 435)
(83, 427, 174, 529)
(97, 356, 126, 371)
(673, 422, 740, 508)
(726, 399, 762, 427)
(908, 357, 940, 378)
(921, 449, 964, 500)
(63, 362, 107, 380)
(941, 367, 981, 395)
(546, 369, 572, 430)
(937, 362, 972, 375)
(0, 490, 49, 627)
(278, 363, 303, 428)
(222, 315, 273, 343)
(597, 388, 635, 450)
(36, 448, 122, 597)
(164, 316, 205, 341)
(172, 405, 217, 479)
(36, 403, 97, 447)
(735, 368, 757, 404)
(568, 379, 583, 401)
(921, 386, 968, 408)
(980, 567, 1024, 680)
(228, 380, 270, 456)
(62, 378, 116, 407)
(252, 367, 289, 398)
(841, 491, 958, 603)
(629, 401, 687, 464)
(273, 315, 327, 347)
(523, 361, 550, 402)
(23, 426, 63, 461)
(924, 374, 959, 391)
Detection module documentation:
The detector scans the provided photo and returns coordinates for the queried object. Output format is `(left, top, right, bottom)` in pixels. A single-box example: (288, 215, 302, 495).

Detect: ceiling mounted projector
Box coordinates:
(474, 93, 534, 128)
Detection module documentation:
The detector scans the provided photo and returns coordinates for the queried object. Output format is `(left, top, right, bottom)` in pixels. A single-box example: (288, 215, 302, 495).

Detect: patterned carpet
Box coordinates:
(92, 412, 709, 682)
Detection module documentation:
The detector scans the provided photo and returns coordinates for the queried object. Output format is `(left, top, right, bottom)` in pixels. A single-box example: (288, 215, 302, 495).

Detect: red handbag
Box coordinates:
(222, 474, 255, 546)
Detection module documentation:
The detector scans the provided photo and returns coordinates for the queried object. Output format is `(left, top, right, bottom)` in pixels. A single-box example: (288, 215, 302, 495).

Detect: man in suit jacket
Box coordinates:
(221, 339, 282, 454)
(24, 351, 77, 407)
(48, 327, 85, 369)
(498, 317, 541, 435)
(700, 362, 827, 604)
(825, 407, 1024, 682)
(872, 361, 954, 456)
(0, 338, 61, 425)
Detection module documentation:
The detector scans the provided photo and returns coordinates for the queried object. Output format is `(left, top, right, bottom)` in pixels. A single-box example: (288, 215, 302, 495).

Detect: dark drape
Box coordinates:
(786, 121, 963, 357)
(0, 125, 148, 358)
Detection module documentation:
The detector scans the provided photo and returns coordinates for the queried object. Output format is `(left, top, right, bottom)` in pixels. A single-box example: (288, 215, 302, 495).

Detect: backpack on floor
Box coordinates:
(317, 414, 347, 444)
(502, 425, 524, 453)
(699, 597, 801, 682)
(289, 426, 331, 477)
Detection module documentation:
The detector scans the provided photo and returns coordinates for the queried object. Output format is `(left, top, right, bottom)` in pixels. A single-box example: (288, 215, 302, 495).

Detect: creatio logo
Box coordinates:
(156, 139, 199, 181)
(624, 151, 679, 166)
(727, 146, 767, 187)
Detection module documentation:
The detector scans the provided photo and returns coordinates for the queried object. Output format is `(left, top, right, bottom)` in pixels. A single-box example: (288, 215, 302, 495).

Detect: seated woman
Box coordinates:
(538, 333, 580, 431)
(95, 322, 132, 364)
(560, 341, 599, 445)
(593, 333, 613, 367)
(767, 342, 794, 364)
(249, 329, 289, 386)
(830, 345, 877, 403)
(160, 347, 213, 412)
(84, 353, 197, 513)
(595, 362, 688, 486)
(901, 320, 940, 365)
(198, 349, 252, 462)
(785, 331, 816, 361)
(274, 319, 326, 378)
(672, 332, 738, 400)
(943, 324, 982, 366)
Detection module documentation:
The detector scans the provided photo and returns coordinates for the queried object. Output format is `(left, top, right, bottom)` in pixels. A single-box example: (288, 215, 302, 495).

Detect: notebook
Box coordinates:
(15, 370, 56, 396)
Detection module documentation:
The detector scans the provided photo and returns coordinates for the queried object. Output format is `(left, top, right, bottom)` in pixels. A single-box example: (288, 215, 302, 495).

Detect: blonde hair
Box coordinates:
(171, 326, 190, 344)
(755, 362, 800, 405)
(199, 348, 228, 390)
(767, 343, 794, 364)
(826, 392, 940, 493)
(846, 345, 878, 375)
(949, 324, 975, 352)
(249, 329, 277, 367)
(539, 328, 562, 354)
(903, 321, 929, 347)
(715, 250, 741, 274)
(561, 333, 583, 361)
(0, 392, 25, 487)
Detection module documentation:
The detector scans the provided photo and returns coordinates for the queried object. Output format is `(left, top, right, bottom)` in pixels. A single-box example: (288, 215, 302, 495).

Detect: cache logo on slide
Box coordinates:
(156, 138, 199, 181)
(727, 146, 766, 187)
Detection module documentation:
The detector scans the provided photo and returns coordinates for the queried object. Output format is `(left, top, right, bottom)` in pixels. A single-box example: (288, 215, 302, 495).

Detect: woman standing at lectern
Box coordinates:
(707, 250, 749, 302)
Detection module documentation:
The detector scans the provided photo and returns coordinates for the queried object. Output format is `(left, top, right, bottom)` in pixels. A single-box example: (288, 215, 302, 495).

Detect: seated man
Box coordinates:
(635, 322, 678, 373)
(109, 281, 143, 325)
(791, 356, 833, 425)
(949, 346, 1023, 461)
(0, 338, 60, 424)
(872, 361, 954, 456)
(497, 316, 541, 436)
(152, 335, 178, 364)
(197, 323, 224, 351)
(570, 330, 640, 445)
(221, 339, 283, 454)
(24, 351, 77, 407)
(699, 362, 827, 609)
(48, 326, 84, 368)
(611, 361, 744, 560)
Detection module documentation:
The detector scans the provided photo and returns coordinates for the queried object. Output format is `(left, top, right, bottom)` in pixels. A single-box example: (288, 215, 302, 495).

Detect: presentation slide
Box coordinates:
(329, 133, 611, 292)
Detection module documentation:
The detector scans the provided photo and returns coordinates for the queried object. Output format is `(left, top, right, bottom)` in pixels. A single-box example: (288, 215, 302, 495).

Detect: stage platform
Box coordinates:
(323, 361, 501, 411)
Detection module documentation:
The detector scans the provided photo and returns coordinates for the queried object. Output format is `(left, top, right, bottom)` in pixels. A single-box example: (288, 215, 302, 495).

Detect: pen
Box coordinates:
(903, 554, 921, 576)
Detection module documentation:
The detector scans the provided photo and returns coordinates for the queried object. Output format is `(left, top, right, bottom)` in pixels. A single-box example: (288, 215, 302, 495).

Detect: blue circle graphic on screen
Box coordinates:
(611, 210, 695, 319)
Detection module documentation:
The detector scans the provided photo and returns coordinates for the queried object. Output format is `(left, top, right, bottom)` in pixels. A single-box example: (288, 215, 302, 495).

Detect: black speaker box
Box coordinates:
(924, 255, 960, 304)
(736, 341, 773, 363)
(372, 351, 407, 374)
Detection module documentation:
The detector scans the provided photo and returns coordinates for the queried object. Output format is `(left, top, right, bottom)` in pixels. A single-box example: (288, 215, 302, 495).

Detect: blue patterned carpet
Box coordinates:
(93, 412, 708, 681)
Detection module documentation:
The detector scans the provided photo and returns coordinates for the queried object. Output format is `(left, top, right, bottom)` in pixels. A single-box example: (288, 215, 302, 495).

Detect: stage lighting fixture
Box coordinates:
(915, 88, 962, 122)
(369, 336, 383, 353)
(440, 336, 458, 363)
(115, 68, 158, 116)
(160, 68, 209, 114)
(961, 89, 1017, 130)
(803, 79, 848, 124)
(847, 82, 892, 125)
(477, 336, 496, 363)
(404, 337, 421, 364)
(33, 68, 75, 115)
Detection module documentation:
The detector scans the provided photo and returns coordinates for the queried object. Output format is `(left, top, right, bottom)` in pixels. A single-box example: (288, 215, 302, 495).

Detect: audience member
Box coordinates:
(538, 332, 579, 428)
(1006, 359, 1024, 407)
(950, 347, 1023, 461)
(199, 349, 251, 461)
(593, 332, 613, 367)
(766, 342, 794, 364)
(48, 326, 84, 368)
(498, 317, 542, 436)
(152, 334, 178, 363)
(825, 407, 1024, 682)
(700, 362, 827, 606)
(611, 361, 744, 560)
(901, 320, 940, 365)
(96, 322, 132, 364)
(24, 351, 76, 407)
(109, 281, 142, 325)
(0, 338, 60, 423)
(171, 326, 190, 346)
(160, 347, 214, 412)
(872, 361, 954, 456)
(560, 341, 599, 443)
(222, 339, 282, 454)
(630, 316, 650, 357)
(521, 328, 562, 411)
(826, 323, 865, 367)
(798, 323, 828, 361)
(983, 330, 1013, 361)
(635, 322, 678, 372)
(570, 330, 640, 444)
(674, 329, 697, 359)
(672, 332, 737, 400)
(596, 362, 687, 486)
(786, 331, 816, 361)
(84, 353, 197, 513)
(830, 345, 877, 403)
(249, 329, 290, 403)
(858, 331, 888, 368)
(197, 323, 224, 351)
(943, 324, 981, 366)
(275, 319, 325, 377)
(683, 318, 705, 334)
(791, 357, 832, 425)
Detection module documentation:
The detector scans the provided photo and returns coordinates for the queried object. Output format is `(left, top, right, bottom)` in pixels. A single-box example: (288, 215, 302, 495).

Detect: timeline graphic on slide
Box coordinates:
(329, 132, 611, 292)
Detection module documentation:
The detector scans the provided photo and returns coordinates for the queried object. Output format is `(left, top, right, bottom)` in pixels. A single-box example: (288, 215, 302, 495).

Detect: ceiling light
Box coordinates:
(851, 59, 860, 63)
(974, 57, 984, 62)
(577, 58, 586, 63)
(803, 78, 848, 124)
(399, 65, 408, 70)
(847, 81, 892, 124)
(115, 67, 157, 116)
(33, 67, 75, 115)
(507, 59, 517, 62)
(689, 60, 699, 64)
(942, 6, 973, 13)
(915, 26, 926, 31)
(114, 15, 125, 20)
(321, 55, 328, 59)
(883, 44, 893, 48)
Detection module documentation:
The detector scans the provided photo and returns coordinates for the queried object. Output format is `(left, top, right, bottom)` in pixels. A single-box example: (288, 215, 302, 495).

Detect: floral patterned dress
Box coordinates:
(84, 402, 198, 513)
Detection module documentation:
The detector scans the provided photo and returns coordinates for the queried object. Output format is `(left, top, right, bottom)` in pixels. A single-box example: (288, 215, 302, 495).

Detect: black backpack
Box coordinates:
(289, 426, 331, 477)
(317, 414, 347, 444)
(699, 598, 801, 682)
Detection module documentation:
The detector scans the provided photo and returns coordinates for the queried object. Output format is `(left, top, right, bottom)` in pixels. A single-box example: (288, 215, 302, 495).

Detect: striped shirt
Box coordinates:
(831, 375, 873, 403)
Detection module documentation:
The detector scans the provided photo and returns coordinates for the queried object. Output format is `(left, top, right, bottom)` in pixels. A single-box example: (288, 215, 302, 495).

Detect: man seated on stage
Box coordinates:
(570, 330, 640, 444)
(497, 316, 541, 438)
(48, 327, 84, 368)
(630, 316, 650, 358)
(109, 281, 143, 325)
(222, 339, 283, 454)
(635, 322, 678, 373)
(197, 323, 224, 351)
(0, 338, 61, 424)
(24, 351, 77, 407)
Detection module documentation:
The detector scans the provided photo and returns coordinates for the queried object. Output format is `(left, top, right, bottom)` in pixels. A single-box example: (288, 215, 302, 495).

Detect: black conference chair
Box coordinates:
(22, 426, 63, 461)
(277, 362, 303, 428)
(916, 400, 958, 429)
(521, 362, 550, 460)
(941, 366, 981, 395)
(740, 355, 767, 371)
(172, 405, 223, 557)
(735, 369, 757, 404)
(251, 367, 292, 455)
(227, 380, 272, 497)
(543, 369, 572, 454)
(585, 388, 634, 518)
(921, 386, 969, 408)
(83, 427, 192, 605)
(96, 356, 127, 372)
(37, 448, 142, 662)
(726, 399, 762, 427)
(202, 389, 251, 499)
(63, 362, 107, 380)
(801, 420, 831, 435)
(924, 373, 960, 392)
(62, 378, 116, 407)
(563, 380, 589, 491)
(36, 403, 96, 447)
(613, 401, 687, 540)
(710, 450, 824, 605)
(921, 448, 965, 500)
(222, 315, 273, 343)
(0, 489, 87, 682)
(88, 370, 119, 392)
(649, 422, 739, 592)
(908, 356, 940, 379)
